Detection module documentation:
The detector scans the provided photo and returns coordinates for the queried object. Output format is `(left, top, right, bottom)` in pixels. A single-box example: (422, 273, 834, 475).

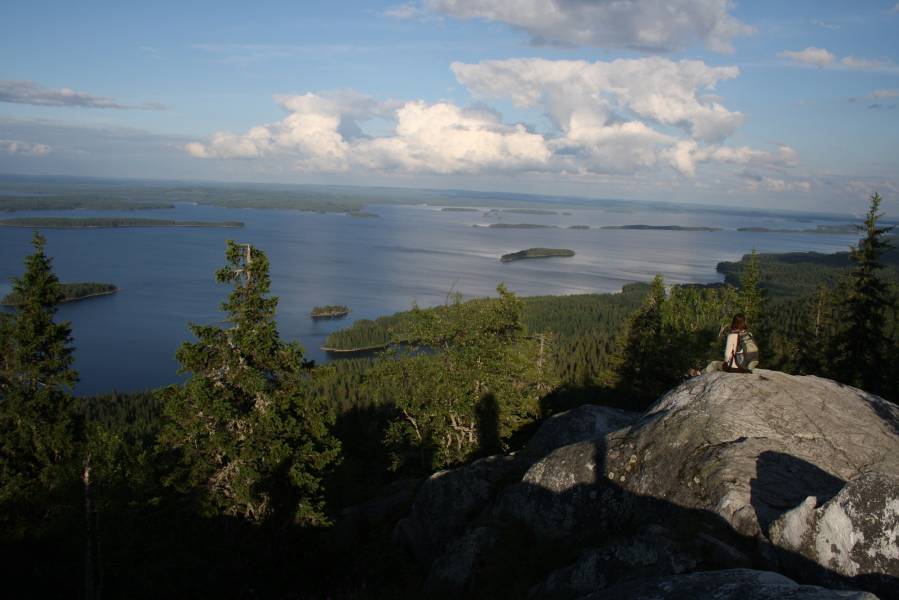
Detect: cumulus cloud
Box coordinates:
(451, 57, 743, 142)
(187, 57, 797, 185)
(0, 80, 165, 110)
(187, 91, 550, 174)
(777, 47, 835, 67)
(428, 0, 753, 53)
(0, 139, 51, 156)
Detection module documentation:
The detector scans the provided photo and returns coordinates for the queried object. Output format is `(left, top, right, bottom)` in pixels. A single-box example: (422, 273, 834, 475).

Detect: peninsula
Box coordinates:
(501, 248, 575, 262)
(311, 305, 350, 319)
(3, 282, 118, 306)
(0, 217, 245, 228)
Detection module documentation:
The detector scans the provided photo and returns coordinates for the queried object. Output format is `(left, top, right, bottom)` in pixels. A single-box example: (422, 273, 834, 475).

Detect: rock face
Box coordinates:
(524, 405, 639, 458)
(392, 370, 899, 598)
(583, 569, 879, 600)
(770, 471, 899, 597)
(392, 454, 523, 565)
(600, 370, 899, 540)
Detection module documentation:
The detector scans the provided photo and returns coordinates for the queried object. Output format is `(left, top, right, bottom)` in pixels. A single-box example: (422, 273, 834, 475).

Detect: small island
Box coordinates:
(501, 248, 575, 262)
(2, 282, 118, 306)
(600, 224, 721, 232)
(568, 225, 590, 229)
(0, 217, 245, 229)
(501, 208, 558, 215)
(481, 223, 557, 229)
(311, 305, 350, 319)
(440, 207, 480, 212)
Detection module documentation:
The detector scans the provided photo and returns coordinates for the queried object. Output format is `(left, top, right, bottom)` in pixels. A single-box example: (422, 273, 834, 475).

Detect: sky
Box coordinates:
(1, 0, 897, 212)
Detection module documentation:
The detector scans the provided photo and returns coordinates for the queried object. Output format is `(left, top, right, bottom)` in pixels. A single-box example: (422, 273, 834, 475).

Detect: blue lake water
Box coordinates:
(0, 201, 860, 395)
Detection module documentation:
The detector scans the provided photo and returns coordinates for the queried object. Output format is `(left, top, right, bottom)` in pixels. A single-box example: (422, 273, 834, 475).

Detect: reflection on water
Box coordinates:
(0, 202, 860, 395)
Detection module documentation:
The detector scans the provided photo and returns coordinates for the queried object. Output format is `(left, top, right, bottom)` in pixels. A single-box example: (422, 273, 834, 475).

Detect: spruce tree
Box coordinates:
(832, 193, 895, 396)
(739, 249, 764, 327)
(159, 241, 340, 524)
(613, 275, 672, 403)
(0, 232, 78, 536)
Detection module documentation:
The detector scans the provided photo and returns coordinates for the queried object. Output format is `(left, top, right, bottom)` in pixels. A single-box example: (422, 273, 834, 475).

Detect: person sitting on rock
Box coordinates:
(701, 313, 759, 374)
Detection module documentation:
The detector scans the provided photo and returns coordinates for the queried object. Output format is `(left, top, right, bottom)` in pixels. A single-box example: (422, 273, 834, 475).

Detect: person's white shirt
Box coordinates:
(724, 331, 742, 366)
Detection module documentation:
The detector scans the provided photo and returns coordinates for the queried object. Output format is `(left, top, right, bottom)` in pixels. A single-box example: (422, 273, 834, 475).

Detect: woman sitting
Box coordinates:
(722, 313, 758, 373)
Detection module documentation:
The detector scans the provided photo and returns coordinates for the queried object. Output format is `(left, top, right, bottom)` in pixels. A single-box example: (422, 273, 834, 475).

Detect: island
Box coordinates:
(737, 224, 858, 234)
(501, 248, 576, 262)
(347, 211, 379, 218)
(600, 224, 721, 232)
(2, 282, 118, 306)
(311, 305, 350, 319)
(480, 223, 557, 229)
(568, 225, 590, 229)
(501, 208, 558, 215)
(0, 217, 245, 228)
(440, 207, 480, 212)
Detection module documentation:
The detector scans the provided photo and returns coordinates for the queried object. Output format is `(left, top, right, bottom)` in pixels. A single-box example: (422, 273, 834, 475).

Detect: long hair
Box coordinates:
(731, 313, 747, 332)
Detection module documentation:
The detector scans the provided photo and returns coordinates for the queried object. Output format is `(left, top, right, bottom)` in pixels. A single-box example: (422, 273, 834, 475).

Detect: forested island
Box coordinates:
(499, 208, 558, 215)
(481, 223, 556, 229)
(569, 225, 590, 229)
(501, 247, 575, 262)
(600, 224, 721, 231)
(440, 207, 480, 212)
(2, 282, 118, 305)
(0, 217, 245, 228)
(0, 196, 174, 211)
(736, 224, 858, 234)
(311, 305, 350, 319)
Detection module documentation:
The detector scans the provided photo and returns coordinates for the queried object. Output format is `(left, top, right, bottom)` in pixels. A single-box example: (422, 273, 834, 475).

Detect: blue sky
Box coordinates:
(1, 0, 897, 212)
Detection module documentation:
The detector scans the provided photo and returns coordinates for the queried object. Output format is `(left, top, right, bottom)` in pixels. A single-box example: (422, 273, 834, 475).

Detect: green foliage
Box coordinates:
(830, 194, 896, 396)
(0, 232, 79, 537)
(2, 281, 117, 306)
(739, 248, 765, 325)
(373, 285, 557, 472)
(159, 241, 340, 525)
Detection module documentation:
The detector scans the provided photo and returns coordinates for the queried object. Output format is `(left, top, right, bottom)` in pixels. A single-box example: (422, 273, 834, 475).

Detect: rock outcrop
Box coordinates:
(770, 471, 899, 595)
(392, 370, 899, 598)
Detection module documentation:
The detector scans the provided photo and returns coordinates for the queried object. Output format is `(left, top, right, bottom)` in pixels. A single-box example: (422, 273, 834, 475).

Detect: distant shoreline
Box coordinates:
(0, 217, 245, 229)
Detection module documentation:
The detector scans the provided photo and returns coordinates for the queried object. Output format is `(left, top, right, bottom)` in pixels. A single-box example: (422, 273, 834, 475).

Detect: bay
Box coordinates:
(0, 200, 859, 395)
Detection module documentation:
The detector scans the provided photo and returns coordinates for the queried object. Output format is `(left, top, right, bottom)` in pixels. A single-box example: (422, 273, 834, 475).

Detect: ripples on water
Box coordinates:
(0, 202, 860, 394)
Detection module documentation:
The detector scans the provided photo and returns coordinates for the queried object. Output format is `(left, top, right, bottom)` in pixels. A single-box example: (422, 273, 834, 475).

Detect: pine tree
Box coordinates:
(0, 232, 78, 536)
(159, 241, 340, 524)
(832, 193, 895, 396)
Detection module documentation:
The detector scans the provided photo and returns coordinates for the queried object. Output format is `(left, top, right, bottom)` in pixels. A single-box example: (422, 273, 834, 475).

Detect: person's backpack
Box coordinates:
(734, 332, 759, 370)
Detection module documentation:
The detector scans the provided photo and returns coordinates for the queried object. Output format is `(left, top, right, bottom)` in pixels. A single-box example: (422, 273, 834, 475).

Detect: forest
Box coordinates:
(2, 282, 117, 306)
(0, 194, 896, 598)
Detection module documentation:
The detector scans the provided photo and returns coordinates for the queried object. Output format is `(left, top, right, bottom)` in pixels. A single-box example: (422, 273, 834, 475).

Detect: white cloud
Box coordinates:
(451, 57, 743, 142)
(870, 89, 899, 99)
(777, 49, 897, 73)
(0, 139, 51, 156)
(840, 56, 894, 70)
(187, 57, 795, 183)
(777, 47, 835, 67)
(0, 80, 165, 110)
(383, 3, 422, 19)
(428, 0, 753, 53)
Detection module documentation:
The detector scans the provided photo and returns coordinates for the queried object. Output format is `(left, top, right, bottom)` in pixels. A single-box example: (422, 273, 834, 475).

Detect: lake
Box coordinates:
(0, 200, 860, 395)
